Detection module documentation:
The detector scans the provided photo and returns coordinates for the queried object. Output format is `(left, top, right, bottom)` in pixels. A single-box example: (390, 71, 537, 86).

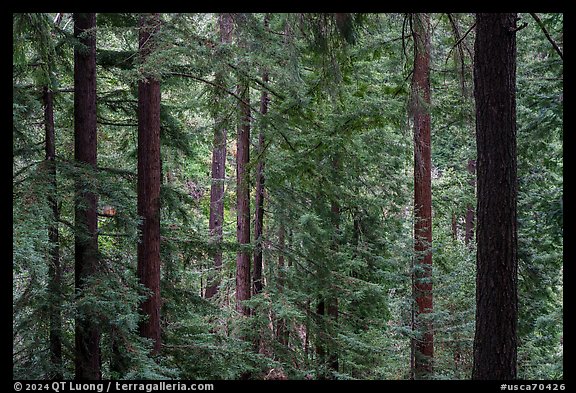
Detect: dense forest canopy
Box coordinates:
(13, 12, 562, 381)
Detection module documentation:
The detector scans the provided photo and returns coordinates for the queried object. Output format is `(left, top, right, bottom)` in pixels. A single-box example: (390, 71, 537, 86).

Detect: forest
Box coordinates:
(13, 13, 563, 381)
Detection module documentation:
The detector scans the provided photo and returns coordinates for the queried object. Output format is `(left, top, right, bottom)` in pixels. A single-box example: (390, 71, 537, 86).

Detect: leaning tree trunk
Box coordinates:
(73, 12, 101, 380)
(137, 12, 162, 355)
(472, 12, 518, 380)
(411, 12, 434, 379)
(205, 13, 233, 299)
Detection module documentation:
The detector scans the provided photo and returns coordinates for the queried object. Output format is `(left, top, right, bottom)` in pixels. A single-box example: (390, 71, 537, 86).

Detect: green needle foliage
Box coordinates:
(13, 12, 562, 380)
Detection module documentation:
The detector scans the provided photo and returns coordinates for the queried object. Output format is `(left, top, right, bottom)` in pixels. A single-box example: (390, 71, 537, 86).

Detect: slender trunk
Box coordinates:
(472, 13, 518, 380)
(411, 12, 433, 379)
(236, 80, 251, 316)
(43, 86, 62, 380)
(205, 13, 233, 299)
(276, 219, 288, 346)
(253, 16, 269, 296)
(465, 159, 476, 246)
(451, 213, 457, 241)
(327, 156, 340, 375)
(73, 12, 100, 380)
(137, 12, 162, 355)
(315, 299, 326, 378)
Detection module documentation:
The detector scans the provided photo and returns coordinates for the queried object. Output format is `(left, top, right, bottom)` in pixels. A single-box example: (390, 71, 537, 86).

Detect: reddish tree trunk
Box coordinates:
(451, 213, 458, 241)
(137, 12, 162, 355)
(73, 12, 101, 380)
(44, 86, 62, 380)
(205, 13, 233, 299)
(472, 13, 518, 380)
(236, 81, 251, 316)
(411, 12, 434, 379)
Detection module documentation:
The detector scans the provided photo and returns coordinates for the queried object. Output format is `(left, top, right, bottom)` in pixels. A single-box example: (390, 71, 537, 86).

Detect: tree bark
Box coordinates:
(253, 15, 269, 296)
(472, 13, 518, 380)
(73, 12, 101, 380)
(44, 86, 62, 380)
(411, 12, 434, 379)
(205, 13, 233, 299)
(236, 80, 251, 316)
(137, 12, 162, 355)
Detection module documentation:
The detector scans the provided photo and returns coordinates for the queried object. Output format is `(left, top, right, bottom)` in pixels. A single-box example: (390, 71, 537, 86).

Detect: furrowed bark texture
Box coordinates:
(411, 12, 434, 379)
(137, 12, 162, 355)
(472, 12, 518, 380)
(73, 12, 101, 380)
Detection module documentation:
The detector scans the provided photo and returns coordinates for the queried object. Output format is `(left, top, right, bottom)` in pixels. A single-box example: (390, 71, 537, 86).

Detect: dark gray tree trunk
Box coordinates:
(43, 86, 62, 380)
(411, 12, 434, 379)
(73, 12, 101, 380)
(137, 12, 162, 355)
(253, 15, 269, 295)
(472, 12, 518, 380)
(236, 80, 251, 316)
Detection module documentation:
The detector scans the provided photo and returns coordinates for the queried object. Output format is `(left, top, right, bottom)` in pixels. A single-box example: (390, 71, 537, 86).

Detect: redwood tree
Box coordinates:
(73, 12, 100, 380)
(137, 12, 162, 355)
(472, 12, 518, 380)
(411, 12, 434, 379)
(205, 13, 233, 299)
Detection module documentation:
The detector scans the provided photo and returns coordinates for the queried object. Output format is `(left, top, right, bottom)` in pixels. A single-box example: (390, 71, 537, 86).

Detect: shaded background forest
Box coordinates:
(13, 13, 563, 380)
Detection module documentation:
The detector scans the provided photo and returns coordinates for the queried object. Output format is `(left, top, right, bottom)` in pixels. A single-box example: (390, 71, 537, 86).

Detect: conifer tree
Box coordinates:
(137, 12, 163, 355)
(472, 12, 518, 380)
(205, 13, 233, 299)
(411, 12, 434, 379)
(73, 12, 101, 380)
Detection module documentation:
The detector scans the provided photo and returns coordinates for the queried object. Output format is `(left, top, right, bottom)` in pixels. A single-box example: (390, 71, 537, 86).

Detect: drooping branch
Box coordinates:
(529, 13, 563, 60)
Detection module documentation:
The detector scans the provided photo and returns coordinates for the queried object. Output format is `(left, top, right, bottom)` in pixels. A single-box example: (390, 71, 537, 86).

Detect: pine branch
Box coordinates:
(529, 13, 563, 60)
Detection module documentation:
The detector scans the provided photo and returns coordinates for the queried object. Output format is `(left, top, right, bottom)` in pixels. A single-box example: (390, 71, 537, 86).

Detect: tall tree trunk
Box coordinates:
(205, 13, 233, 299)
(73, 12, 100, 380)
(465, 159, 476, 246)
(44, 86, 62, 380)
(411, 12, 434, 379)
(472, 13, 518, 380)
(137, 12, 162, 355)
(253, 14, 269, 296)
(236, 80, 251, 316)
